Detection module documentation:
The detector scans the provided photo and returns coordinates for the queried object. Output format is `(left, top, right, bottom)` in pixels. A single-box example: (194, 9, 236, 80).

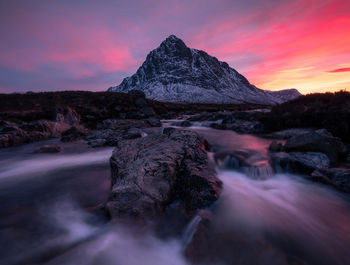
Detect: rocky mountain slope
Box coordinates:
(108, 35, 301, 104)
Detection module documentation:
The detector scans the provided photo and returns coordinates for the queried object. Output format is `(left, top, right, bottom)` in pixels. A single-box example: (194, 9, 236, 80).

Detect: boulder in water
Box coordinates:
(283, 129, 347, 165)
(270, 152, 330, 175)
(106, 129, 222, 220)
(311, 168, 350, 193)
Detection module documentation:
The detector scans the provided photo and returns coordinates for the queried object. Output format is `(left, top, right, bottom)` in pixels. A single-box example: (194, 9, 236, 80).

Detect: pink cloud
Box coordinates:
(328, 68, 350, 73)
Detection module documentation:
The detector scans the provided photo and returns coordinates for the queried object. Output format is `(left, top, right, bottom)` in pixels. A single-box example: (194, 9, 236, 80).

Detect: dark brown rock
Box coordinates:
(105, 129, 222, 220)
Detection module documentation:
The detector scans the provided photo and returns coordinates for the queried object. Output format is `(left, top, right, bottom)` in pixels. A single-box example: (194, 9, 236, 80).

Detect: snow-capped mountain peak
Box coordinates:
(108, 35, 301, 104)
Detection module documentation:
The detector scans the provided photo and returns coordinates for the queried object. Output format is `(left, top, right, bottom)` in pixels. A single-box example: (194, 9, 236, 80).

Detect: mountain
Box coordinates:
(108, 35, 301, 104)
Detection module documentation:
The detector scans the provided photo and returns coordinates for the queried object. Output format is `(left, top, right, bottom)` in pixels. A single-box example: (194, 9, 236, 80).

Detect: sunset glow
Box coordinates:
(1, 0, 349, 94)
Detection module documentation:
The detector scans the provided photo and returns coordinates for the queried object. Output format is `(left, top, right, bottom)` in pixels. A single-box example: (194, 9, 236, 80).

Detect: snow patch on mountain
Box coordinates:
(108, 35, 301, 104)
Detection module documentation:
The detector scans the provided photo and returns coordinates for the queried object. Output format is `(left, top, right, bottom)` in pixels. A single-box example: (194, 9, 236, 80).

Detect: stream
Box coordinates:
(0, 124, 349, 265)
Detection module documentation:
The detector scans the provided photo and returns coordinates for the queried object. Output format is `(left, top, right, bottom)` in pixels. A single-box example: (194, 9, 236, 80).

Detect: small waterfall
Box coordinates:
(246, 163, 274, 180)
(221, 155, 241, 169)
(215, 152, 274, 180)
(181, 215, 202, 248)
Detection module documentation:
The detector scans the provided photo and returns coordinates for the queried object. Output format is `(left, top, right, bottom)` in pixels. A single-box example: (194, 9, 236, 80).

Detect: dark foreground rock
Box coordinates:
(283, 129, 347, 165)
(105, 129, 222, 220)
(270, 152, 330, 175)
(311, 168, 350, 193)
(269, 135, 350, 193)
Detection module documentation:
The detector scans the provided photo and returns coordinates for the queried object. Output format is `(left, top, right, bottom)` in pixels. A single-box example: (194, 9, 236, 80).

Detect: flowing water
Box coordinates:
(0, 126, 349, 265)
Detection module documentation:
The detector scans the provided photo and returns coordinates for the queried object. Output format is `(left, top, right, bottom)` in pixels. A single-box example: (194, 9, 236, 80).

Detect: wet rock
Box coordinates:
(209, 118, 264, 134)
(34, 144, 61, 153)
(171, 120, 192, 127)
(209, 123, 226, 130)
(270, 152, 330, 175)
(214, 150, 251, 169)
(96, 119, 149, 131)
(160, 111, 177, 119)
(283, 130, 347, 165)
(263, 128, 314, 139)
(215, 150, 273, 179)
(61, 126, 90, 142)
(269, 140, 283, 152)
(122, 128, 142, 139)
(311, 168, 350, 193)
(188, 111, 230, 122)
(0, 120, 72, 148)
(106, 129, 222, 220)
(227, 120, 264, 134)
(0, 125, 28, 148)
(145, 117, 161, 127)
(162, 127, 176, 136)
(88, 119, 160, 147)
(88, 138, 107, 148)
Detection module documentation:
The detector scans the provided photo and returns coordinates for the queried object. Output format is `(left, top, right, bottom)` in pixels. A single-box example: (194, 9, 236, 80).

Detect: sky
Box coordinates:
(0, 0, 350, 94)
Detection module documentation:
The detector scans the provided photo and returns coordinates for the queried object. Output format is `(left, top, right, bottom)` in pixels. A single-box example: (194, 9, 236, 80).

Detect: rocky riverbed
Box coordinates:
(1, 91, 350, 265)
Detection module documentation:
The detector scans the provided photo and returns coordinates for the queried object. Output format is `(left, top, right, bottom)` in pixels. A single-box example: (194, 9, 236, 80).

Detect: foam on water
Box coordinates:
(0, 148, 113, 181)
